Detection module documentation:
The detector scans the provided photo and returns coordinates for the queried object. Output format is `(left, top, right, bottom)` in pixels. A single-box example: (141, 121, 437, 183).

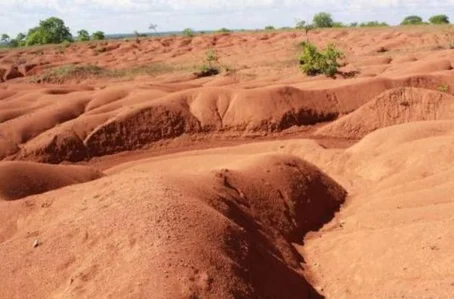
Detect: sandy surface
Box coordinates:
(1, 27, 454, 298)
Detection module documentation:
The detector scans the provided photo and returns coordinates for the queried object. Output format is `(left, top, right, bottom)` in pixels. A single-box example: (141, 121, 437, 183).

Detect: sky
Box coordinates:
(1, 0, 454, 36)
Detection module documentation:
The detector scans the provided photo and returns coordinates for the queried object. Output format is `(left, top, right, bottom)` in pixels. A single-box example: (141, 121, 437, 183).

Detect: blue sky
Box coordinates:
(1, 0, 454, 35)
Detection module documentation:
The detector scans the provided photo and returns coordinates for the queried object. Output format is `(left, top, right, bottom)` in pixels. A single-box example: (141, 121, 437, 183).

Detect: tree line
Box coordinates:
(1, 13, 452, 48)
(1, 17, 105, 48)
(294, 12, 450, 30)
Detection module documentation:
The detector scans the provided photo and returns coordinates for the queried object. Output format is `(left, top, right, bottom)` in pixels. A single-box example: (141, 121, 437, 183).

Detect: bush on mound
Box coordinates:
(299, 41, 343, 77)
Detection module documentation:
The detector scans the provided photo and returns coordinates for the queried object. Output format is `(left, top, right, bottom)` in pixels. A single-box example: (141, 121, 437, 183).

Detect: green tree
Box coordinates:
(16, 33, 26, 46)
(1, 34, 10, 44)
(77, 30, 90, 41)
(429, 15, 450, 24)
(313, 12, 334, 28)
(401, 15, 424, 25)
(25, 17, 73, 46)
(264, 25, 275, 30)
(350, 22, 358, 27)
(182, 28, 195, 37)
(92, 31, 105, 40)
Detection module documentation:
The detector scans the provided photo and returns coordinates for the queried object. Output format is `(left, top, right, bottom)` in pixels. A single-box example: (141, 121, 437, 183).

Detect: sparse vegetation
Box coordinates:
(30, 62, 181, 83)
(183, 28, 195, 38)
(299, 41, 343, 77)
(332, 22, 345, 28)
(196, 49, 221, 77)
(438, 84, 450, 93)
(8, 33, 26, 47)
(295, 20, 307, 29)
(265, 26, 276, 31)
(295, 20, 314, 41)
(359, 21, 389, 27)
(30, 65, 106, 83)
(216, 28, 231, 33)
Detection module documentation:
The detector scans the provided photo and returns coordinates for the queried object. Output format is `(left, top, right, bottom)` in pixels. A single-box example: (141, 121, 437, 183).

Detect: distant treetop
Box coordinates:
(429, 14, 450, 24)
(92, 31, 105, 40)
(25, 17, 73, 46)
(401, 15, 424, 25)
(313, 12, 334, 28)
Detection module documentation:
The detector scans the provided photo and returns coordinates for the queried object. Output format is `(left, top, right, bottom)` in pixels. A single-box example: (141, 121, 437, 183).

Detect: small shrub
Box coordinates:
(438, 84, 449, 92)
(298, 41, 343, 77)
(195, 49, 221, 77)
(197, 65, 220, 77)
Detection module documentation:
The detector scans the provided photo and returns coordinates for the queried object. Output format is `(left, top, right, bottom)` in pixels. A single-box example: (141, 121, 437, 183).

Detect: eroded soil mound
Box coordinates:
(316, 87, 454, 139)
(298, 120, 454, 298)
(1, 73, 453, 164)
(0, 161, 103, 200)
(0, 154, 346, 298)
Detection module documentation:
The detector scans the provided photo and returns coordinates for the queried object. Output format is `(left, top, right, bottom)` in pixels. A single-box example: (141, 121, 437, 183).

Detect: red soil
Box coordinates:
(1, 27, 454, 298)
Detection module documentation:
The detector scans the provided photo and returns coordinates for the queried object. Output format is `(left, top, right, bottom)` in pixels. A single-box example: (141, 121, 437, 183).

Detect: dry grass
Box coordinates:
(29, 63, 193, 83)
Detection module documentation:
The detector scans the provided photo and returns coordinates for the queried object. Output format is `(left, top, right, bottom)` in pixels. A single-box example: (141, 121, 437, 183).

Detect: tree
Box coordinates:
(92, 31, 105, 40)
(350, 22, 358, 28)
(265, 25, 275, 30)
(401, 15, 424, 25)
(182, 28, 195, 37)
(313, 12, 334, 28)
(15, 33, 26, 46)
(25, 17, 73, 46)
(77, 30, 90, 41)
(1, 34, 10, 44)
(429, 15, 450, 24)
(295, 20, 306, 29)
